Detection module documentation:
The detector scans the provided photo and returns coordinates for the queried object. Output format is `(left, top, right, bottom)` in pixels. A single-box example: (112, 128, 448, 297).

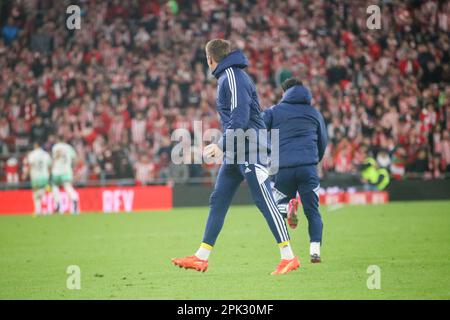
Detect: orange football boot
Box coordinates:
(271, 257, 300, 275)
(172, 255, 208, 272)
(287, 198, 299, 229)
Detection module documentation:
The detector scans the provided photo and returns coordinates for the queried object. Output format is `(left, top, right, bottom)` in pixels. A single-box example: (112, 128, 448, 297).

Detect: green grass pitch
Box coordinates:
(0, 201, 449, 299)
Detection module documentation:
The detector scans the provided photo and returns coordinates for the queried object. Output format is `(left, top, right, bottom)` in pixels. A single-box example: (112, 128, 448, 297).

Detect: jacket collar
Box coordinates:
(212, 50, 248, 78)
(281, 85, 312, 105)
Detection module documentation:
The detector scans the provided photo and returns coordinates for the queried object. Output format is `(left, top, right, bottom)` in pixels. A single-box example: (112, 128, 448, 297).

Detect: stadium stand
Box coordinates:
(0, 0, 449, 187)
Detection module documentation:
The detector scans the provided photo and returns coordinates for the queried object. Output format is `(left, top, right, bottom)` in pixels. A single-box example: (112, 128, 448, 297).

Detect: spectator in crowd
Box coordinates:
(1, 17, 19, 45)
(134, 153, 156, 185)
(5, 156, 19, 184)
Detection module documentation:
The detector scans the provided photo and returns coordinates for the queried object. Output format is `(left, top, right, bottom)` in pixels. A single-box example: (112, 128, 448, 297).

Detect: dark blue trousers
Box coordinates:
(273, 165, 323, 243)
(202, 162, 290, 247)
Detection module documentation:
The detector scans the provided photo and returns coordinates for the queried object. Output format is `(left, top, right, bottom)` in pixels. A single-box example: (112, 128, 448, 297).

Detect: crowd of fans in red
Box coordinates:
(0, 0, 449, 186)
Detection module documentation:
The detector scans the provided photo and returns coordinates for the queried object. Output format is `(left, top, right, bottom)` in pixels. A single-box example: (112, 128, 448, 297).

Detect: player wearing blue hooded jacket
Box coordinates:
(262, 78, 328, 263)
(172, 40, 300, 275)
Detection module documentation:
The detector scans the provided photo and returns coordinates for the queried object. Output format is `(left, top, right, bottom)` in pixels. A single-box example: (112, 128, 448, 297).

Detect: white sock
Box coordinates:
(52, 185, 60, 211)
(64, 183, 78, 213)
(33, 190, 44, 215)
(33, 197, 42, 215)
(195, 243, 212, 260)
(310, 242, 321, 256)
(280, 243, 295, 260)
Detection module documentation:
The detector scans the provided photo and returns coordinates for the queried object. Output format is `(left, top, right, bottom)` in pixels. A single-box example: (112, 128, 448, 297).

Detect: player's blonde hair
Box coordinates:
(205, 39, 231, 63)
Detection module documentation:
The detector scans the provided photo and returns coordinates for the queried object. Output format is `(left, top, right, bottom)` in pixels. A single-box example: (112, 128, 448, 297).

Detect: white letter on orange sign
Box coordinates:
(103, 190, 113, 213)
(122, 191, 134, 212)
(113, 190, 122, 212)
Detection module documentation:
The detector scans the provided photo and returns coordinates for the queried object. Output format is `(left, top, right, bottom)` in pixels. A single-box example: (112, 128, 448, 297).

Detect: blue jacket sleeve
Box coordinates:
(317, 112, 328, 162)
(261, 108, 273, 130)
(219, 70, 251, 151)
(226, 71, 251, 130)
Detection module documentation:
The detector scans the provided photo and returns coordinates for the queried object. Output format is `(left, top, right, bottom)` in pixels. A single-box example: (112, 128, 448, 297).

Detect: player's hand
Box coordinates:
(203, 143, 222, 159)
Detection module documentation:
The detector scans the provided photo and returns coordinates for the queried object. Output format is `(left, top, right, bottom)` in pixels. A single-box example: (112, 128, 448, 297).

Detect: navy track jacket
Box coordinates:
(212, 50, 267, 156)
(262, 85, 328, 168)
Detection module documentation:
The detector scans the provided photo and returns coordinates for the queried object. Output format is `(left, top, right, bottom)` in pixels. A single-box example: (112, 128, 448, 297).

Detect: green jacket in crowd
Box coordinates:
(361, 157, 390, 190)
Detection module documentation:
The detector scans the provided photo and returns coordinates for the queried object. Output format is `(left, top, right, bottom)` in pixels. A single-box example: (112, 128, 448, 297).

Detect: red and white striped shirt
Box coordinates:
(131, 118, 146, 144)
(134, 161, 155, 184)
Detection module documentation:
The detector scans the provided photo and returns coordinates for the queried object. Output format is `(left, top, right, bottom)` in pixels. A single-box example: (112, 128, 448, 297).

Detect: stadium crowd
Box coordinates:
(0, 0, 449, 186)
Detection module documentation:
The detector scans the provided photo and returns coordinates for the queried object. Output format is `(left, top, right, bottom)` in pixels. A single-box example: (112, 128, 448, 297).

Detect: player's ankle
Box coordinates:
(195, 242, 212, 260)
(310, 242, 321, 256)
(279, 241, 295, 260)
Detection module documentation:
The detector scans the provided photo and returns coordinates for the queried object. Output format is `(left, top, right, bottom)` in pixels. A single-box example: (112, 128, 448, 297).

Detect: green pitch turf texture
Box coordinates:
(0, 201, 449, 299)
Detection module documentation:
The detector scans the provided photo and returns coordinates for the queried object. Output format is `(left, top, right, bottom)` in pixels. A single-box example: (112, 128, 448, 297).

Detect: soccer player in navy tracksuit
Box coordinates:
(172, 39, 300, 275)
(262, 78, 328, 263)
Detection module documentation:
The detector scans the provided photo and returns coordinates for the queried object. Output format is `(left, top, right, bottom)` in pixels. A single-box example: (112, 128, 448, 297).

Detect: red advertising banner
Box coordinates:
(319, 191, 389, 205)
(0, 186, 173, 215)
(0, 187, 387, 215)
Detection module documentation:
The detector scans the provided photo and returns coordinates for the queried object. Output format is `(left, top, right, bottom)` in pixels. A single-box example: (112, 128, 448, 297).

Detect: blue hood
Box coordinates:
(212, 50, 248, 78)
(281, 85, 312, 105)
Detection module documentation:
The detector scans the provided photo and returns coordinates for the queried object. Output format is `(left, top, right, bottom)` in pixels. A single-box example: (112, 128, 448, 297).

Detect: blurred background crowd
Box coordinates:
(0, 0, 449, 187)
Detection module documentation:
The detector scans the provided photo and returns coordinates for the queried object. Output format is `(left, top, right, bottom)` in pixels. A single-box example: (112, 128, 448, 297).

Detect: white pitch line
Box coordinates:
(326, 203, 345, 212)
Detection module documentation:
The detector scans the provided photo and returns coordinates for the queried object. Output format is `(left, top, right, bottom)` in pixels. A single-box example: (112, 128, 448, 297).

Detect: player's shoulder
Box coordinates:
(67, 143, 76, 152)
(221, 67, 247, 82)
(217, 71, 230, 93)
(231, 67, 251, 84)
(28, 150, 36, 160)
(263, 104, 277, 113)
(225, 67, 254, 91)
(269, 102, 286, 114)
(309, 105, 323, 119)
(218, 68, 231, 84)
(54, 142, 71, 150)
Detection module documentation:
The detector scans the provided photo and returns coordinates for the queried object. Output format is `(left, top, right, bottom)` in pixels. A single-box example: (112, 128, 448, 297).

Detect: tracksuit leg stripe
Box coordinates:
(277, 204, 287, 214)
(264, 184, 289, 242)
(254, 163, 269, 174)
(258, 182, 284, 242)
(313, 184, 320, 199)
(260, 182, 289, 242)
(254, 163, 289, 242)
